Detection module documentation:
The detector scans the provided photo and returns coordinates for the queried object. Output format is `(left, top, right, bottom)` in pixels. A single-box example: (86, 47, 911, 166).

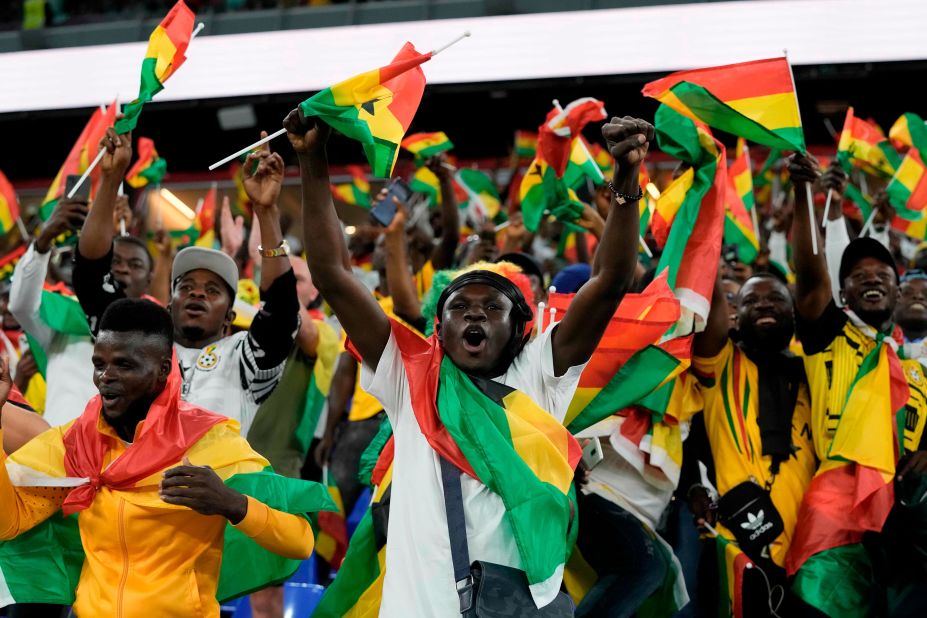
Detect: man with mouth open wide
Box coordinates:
(285, 107, 650, 615)
(0, 299, 332, 616)
(786, 153, 927, 617)
(688, 272, 816, 616)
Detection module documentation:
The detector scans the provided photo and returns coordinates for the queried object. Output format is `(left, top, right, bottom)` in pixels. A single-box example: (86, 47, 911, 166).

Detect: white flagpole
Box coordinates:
(821, 188, 833, 226)
(208, 128, 287, 171)
(431, 31, 471, 56)
(806, 183, 818, 255)
(860, 208, 878, 237)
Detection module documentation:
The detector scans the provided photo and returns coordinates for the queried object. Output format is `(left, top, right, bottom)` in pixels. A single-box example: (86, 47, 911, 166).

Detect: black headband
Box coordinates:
(436, 270, 534, 323)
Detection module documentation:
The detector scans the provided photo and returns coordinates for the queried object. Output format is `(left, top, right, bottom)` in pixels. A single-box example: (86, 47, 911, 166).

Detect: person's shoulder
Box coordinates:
(796, 300, 848, 355)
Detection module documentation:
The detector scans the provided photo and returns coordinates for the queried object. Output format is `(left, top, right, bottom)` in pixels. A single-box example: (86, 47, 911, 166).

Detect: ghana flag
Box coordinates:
(41, 103, 117, 220)
(24, 282, 93, 376)
(116, 0, 196, 134)
(331, 165, 371, 208)
(887, 148, 927, 221)
(401, 131, 453, 159)
(125, 137, 167, 188)
(0, 169, 19, 234)
(731, 138, 755, 211)
(456, 168, 501, 219)
(639, 166, 654, 239)
(515, 130, 538, 158)
(836, 107, 900, 179)
(519, 157, 585, 232)
(723, 163, 759, 265)
(192, 184, 218, 248)
(409, 165, 467, 206)
(889, 112, 927, 155)
(653, 104, 727, 333)
(537, 98, 607, 177)
(652, 167, 694, 248)
(0, 362, 336, 607)
(786, 341, 908, 579)
(642, 57, 805, 153)
(563, 136, 605, 190)
(590, 142, 614, 176)
(299, 42, 432, 178)
(386, 319, 581, 605)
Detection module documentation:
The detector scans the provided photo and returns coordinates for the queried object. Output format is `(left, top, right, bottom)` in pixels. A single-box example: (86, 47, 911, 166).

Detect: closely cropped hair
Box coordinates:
(114, 235, 154, 271)
(99, 298, 174, 352)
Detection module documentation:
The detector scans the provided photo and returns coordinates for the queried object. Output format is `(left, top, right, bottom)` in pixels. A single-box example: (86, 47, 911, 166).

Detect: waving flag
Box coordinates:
(456, 168, 501, 219)
(299, 42, 432, 177)
(836, 107, 900, 179)
(409, 165, 467, 206)
(652, 167, 694, 248)
(889, 112, 927, 155)
(514, 130, 538, 158)
(563, 137, 605, 190)
(401, 131, 453, 159)
(125, 137, 167, 188)
(193, 184, 217, 248)
(887, 148, 927, 221)
(0, 170, 19, 234)
(537, 98, 607, 177)
(41, 103, 117, 220)
(115, 0, 196, 134)
(642, 57, 805, 152)
(518, 158, 584, 232)
(731, 138, 755, 211)
(724, 165, 760, 264)
(331, 165, 371, 208)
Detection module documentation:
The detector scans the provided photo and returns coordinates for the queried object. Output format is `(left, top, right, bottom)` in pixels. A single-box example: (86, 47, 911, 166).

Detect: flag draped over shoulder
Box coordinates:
(331, 165, 371, 209)
(0, 170, 19, 234)
(652, 104, 727, 333)
(401, 131, 453, 159)
(0, 363, 336, 606)
(125, 137, 167, 188)
(786, 339, 908, 578)
(41, 103, 117, 220)
(299, 43, 432, 178)
(537, 98, 607, 177)
(385, 319, 581, 606)
(115, 0, 196, 134)
(642, 57, 805, 152)
(887, 148, 927, 221)
(837, 107, 900, 179)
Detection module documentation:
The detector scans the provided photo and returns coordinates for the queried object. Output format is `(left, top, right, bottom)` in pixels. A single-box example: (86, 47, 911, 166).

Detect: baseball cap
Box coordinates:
(839, 237, 898, 286)
(171, 247, 239, 295)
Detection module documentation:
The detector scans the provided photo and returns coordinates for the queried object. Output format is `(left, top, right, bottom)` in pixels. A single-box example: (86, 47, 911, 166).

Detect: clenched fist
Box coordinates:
(601, 116, 654, 185)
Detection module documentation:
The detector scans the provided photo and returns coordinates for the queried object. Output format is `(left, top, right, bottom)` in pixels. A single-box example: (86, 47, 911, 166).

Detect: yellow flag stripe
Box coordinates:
(502, 390, 575, 494)
(146, 25, 180, 83)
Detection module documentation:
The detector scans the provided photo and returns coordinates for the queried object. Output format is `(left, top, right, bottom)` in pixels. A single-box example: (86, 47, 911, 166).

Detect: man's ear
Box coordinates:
(159, 357, 171, 380)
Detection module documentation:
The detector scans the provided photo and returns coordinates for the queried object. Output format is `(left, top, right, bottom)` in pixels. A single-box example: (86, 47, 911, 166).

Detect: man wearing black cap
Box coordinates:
(286, 108, 649, 615)
(787, 153, 927, 616)
(73, 128, 298, 438)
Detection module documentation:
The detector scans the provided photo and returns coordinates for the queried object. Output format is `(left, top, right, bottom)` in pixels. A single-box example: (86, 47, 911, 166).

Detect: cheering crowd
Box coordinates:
(2, 3, 927, 616)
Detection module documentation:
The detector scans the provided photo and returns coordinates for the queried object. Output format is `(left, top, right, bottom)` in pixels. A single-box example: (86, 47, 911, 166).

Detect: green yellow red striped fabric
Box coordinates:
(193, 184, 217, 248)
(331, 165, 371, 208)
(889, 112, 927, 154)
(514, 130, 538, 158)
(518, 157, 584, 232)
(125, 137, 167, 189)
(563, 137, 604, 190)
(299, 42, 432, 177)
(456, 168, 501, 219)
(731, 138, 754, 211)
(400, 131, 453, 159)
(652, 167, 694, 248)
(837, 107, 900, 179)
(642, 57, 805, 153)
(41, 103, 117, 220)
(0, 169, 19, 234)
(537, 97, 607, 177)
(887, 148, 927, 221)
(115, 0, 196, 134)
(723, 162, 759, 264)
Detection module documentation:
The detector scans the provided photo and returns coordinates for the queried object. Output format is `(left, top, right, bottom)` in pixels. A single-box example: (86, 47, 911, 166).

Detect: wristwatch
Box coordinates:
(257, 239, 291, 258)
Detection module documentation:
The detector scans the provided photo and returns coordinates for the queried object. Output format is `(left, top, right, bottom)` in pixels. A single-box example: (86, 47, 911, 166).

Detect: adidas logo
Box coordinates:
(741, 510, 765, 531)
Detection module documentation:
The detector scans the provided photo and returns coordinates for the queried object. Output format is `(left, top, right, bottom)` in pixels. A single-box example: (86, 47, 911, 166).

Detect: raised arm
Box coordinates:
(821, 163, 850, 306)
(788, 153, 829, 321)
(382, 200, 423, 322)
(242, 132, 291, 290)
(427, 154, 460, 270)
(283, 110, 390, 368)
(78, 128, 131, 261)
(694, 276, 731, 358)
(551, 117, 651, 376)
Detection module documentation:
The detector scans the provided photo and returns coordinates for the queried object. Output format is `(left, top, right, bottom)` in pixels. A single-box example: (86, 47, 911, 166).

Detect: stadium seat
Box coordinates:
(283, 582, 325, 617)
(346, 487, 372, 538)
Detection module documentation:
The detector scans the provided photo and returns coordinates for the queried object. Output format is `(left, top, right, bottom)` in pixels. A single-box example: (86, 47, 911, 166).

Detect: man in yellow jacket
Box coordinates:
(0, 298, 325, 617)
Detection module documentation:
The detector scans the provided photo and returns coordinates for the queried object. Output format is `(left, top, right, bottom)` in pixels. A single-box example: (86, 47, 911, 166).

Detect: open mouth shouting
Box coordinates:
(99, 387, 123, 408)
(183, 300, 208, 318)
(462, 325, 488, 354)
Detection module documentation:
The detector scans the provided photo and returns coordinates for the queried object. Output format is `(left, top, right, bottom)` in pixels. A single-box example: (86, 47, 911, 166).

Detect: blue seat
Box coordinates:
(346, 487, 372, 538)
(289, 556, 318, 585)
(284, 582, 325, 617)
(230, 595, 252, 618)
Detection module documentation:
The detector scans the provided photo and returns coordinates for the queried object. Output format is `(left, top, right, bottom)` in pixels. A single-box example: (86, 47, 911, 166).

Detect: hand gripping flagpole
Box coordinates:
(209, 32, 472, 171)
(68, 23, 207, 199)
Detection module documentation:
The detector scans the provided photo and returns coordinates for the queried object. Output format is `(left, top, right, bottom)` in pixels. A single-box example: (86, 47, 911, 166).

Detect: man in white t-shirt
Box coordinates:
(285, 107, 653, 615)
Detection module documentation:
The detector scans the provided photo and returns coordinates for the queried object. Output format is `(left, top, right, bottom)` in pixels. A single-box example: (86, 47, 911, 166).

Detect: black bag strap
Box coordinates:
(440, 456, 475, 614)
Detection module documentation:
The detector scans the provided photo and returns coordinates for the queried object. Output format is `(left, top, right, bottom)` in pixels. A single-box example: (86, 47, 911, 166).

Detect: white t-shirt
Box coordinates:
(361, 325, 585, 617)
(175, 331, 286, 437)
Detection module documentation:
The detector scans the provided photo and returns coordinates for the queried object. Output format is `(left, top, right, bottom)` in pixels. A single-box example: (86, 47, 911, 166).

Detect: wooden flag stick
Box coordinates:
(431, 31, 471, 56)
(209, 128, 286, 171)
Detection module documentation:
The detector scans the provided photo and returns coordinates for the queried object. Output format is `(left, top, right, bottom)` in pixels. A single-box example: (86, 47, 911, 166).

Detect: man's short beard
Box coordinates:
(179, 324, 207, 343)
(739, 319, 794, 353)
(852, 305, 894, 330)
